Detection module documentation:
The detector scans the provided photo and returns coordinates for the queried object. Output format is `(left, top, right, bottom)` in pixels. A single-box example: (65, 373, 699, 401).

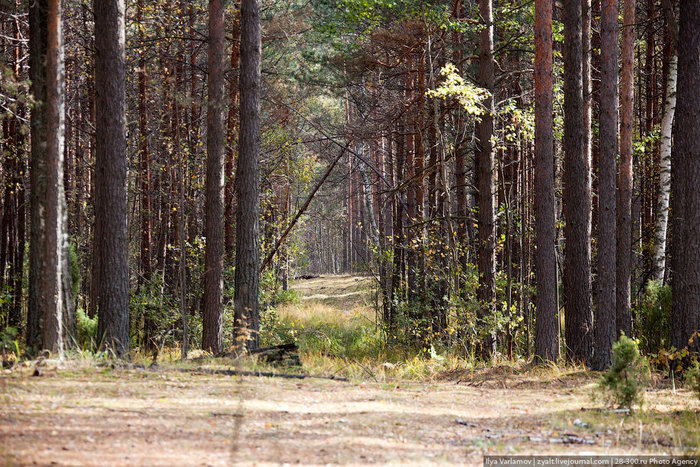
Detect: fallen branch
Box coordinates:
(528, 434, 595, 445)
(249, 343, 301, 367)
(182, 367, 349, 382)
(248, 343, 298, 355)
(580, 407, 631, 414)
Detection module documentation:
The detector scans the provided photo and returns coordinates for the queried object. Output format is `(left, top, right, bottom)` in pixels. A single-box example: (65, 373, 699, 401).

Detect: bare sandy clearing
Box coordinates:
(1, 365, 695, 466)
(2, 276, 697, 465)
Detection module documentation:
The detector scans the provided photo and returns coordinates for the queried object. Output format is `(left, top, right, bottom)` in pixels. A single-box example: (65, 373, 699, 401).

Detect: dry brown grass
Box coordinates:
(2, 275, 698, 465)
(2, 363, 698, 466)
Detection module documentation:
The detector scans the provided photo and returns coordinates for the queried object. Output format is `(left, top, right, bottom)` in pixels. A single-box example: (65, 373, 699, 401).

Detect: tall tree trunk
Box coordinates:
(593, 0, 619, 370)
(453, 0, 468, 275)
(534, 0, 559, 361)
(563, 0, 594, 364)
(617, 0, 637, 337)
(42, 0, 66, 354)
(234, 0, 262, 350)
(414, 48, 426, 305)
(671, 0, 700, 354)
(94, 0, 129, 356)
(202, 0, 226, 354)
(651, 54, 677, 283)
(27, 0, 48, 352)
(477, 0, 497, 358)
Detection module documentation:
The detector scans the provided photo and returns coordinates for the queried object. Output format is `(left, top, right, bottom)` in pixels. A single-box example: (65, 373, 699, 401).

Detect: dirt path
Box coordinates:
(1, 363, 696, 466)
(1, 276, 697, 465)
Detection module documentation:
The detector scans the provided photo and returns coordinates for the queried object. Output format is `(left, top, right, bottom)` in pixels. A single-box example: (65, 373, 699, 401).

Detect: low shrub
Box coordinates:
(599, 335, 651, 410)
(76, 307, 98, 350)
(635, 280, 671, 355)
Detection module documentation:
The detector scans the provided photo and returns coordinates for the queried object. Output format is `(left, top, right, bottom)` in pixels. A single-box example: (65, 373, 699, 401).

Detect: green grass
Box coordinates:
(255, 275, 604, 382)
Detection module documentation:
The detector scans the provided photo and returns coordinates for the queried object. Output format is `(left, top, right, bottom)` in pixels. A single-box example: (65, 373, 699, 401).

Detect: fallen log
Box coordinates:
(183, 367, 348, 382)
(580, 407, 631, 414)
(294, 274, 320, 280)
(249, 343, 301, 367)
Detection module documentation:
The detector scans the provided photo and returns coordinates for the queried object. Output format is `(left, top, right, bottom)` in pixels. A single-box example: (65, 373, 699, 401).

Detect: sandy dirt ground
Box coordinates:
(1, 275, 697, 465)
(1, 363, 696, 466)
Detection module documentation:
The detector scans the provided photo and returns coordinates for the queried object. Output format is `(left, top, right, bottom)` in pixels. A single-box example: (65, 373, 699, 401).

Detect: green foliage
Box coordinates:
(634, 126, 660, 156)
(75, 308, 98, 350)
(635, 280, 671, 355)
(130, 273, 180, 351)
(320, 0, 449, 36)
(498, 100, 535, 146)
(0, 326, 20, 359)
(274, 288, 301, 307)
(263, 310, 385, 361)
(427, 63, 490, 116)
(685, 361, 700, 400)
(599, 335, 651, 410)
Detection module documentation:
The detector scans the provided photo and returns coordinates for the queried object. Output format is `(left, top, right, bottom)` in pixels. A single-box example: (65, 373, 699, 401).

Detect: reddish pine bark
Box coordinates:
(617, 0, 636, 337)
(534, 0, 559, 361)
(202, 0, 226, 353)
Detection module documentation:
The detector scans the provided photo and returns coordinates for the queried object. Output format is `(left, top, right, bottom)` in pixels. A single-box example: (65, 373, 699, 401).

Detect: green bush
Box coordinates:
(0, 326, 20, 359)
(635, 280, 671, 355)
(76, 308, 98, 350)
(686, 360, 700, 400)
(129, 273, 179, 351)
(274, 288, 300, 306)
(599, 335, 651, 410)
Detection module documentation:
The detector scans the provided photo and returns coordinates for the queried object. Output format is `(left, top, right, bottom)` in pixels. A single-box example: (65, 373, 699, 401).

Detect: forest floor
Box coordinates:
(1, 275, 699, 466)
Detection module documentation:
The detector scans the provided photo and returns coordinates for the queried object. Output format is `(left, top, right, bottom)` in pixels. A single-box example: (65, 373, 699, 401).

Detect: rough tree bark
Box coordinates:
(94, 0, 129, 356)
(582, 0, 592, 178)
(27, 0, 73, 353)
(593, 0, 619, 370)
(534, 0, 559, 361)
(234, 0, 262, 350)
(202, 0, 226, 354)
(563, 0, 594, 364)
(27, 0, 48, 352)
(617, 0, 636, 337)
(41, 0, 66, 354)
(671, 0, 700, 354)
(652, 43, 677, 284)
